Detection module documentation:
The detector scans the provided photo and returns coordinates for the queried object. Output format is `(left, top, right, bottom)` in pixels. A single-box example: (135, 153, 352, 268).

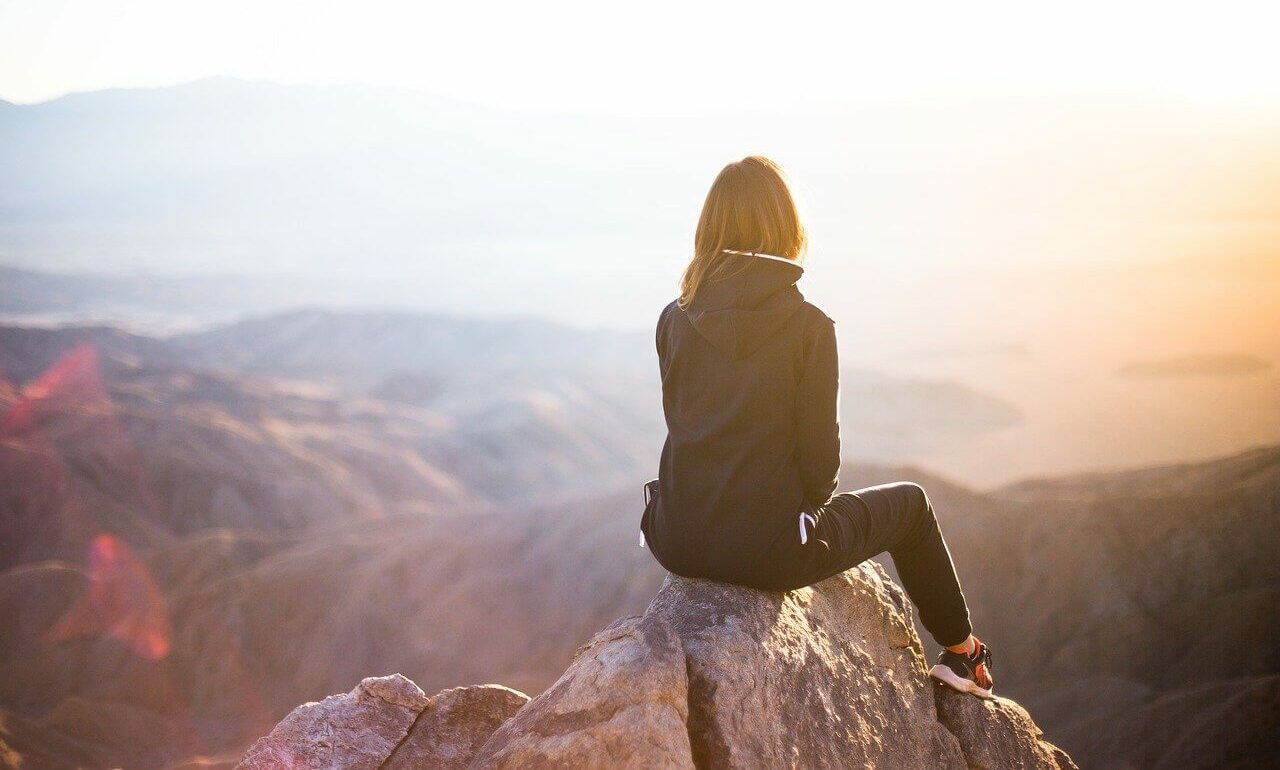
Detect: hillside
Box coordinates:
(5, 443, 1275, 767)
(0, 314, 1022, 501)
(9, 256, 1280, 487)
(972, 447, 1280, 767)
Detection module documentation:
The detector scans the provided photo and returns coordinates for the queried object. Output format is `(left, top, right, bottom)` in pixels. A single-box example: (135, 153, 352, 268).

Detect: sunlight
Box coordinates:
(3, 1, 1280, 110)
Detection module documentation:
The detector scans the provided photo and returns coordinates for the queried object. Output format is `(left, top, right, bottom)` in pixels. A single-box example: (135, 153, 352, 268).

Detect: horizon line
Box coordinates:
(6, 75, 1280, 115)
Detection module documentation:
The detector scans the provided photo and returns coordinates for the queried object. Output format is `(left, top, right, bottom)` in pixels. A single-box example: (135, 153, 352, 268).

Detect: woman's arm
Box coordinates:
(795, 317, 841, 509)
(656, 303, 672, 379)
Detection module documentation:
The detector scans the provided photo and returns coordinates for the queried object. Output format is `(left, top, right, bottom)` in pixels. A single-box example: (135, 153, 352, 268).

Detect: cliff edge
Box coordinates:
(238, 562, 1075, 768)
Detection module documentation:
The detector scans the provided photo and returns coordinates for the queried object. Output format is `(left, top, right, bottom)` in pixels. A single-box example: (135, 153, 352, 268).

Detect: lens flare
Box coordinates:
(1, 342, 105, 436)
(51, 533, 173, 660)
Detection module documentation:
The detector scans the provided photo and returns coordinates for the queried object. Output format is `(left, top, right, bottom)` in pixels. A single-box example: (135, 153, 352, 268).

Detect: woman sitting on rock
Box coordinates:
(640, 155, 994, 698)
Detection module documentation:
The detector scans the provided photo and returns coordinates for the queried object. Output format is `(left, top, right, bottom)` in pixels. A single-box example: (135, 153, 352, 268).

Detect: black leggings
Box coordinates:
(769, 482, 973, 648)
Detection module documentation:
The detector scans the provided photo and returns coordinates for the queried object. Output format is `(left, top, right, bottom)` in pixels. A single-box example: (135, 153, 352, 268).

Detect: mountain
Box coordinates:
(0, 326, 472, 570)
(0, 312, 1022, 508)
(0, 489, 663, 767)
(953, 446, 1280, 768)
(0, 265, 344, 332)
(0, 316, 660, 514)
(0, 315, 1276, 768)
(1117, 353, 1274, 379)
(997, 444, 1280, 500)
(4, 78, 1278, 332)
(4, 440, 1275, 767)
(0, 78, 671, 313)
(174, 308, 1021, 457)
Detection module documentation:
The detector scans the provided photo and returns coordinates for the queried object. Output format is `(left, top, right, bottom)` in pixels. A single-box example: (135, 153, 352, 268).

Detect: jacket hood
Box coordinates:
(685, 256, 805, 359)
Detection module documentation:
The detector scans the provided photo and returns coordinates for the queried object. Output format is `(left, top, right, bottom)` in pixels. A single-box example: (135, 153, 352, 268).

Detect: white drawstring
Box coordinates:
(722, 249, 797, 266)
(640, 481, 654, 548)
(798, 511, 817, 545)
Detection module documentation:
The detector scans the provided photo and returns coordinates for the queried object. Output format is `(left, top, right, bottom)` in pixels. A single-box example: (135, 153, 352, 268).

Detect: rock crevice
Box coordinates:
(376, 693, 431, 770)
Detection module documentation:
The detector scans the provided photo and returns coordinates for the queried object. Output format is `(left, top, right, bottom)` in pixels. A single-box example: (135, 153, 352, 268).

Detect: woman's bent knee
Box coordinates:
(897, 482, 931, 513)
(897, 482, 937, 545)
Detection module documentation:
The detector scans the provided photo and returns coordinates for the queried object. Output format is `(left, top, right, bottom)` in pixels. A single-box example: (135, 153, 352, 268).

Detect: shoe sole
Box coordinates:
(929, 664, 995, 699)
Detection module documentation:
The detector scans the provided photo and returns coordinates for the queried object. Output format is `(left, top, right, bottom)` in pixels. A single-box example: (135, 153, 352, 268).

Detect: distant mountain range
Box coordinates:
(0, 311, 1022, 511)
(8, 257, 1280, 492)
(0, 264, 347, 332)
(1117, 353, 1274, 379)
(0, 78, 687, 322)
(4, 77, 1278, 327)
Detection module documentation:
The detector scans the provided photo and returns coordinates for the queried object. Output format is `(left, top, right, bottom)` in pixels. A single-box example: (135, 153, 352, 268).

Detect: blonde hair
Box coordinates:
(678, 156, 807, 309)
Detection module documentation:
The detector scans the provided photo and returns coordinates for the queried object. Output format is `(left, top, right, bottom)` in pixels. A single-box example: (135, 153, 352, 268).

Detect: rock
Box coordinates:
(235, 675, 528, 770)
(471, 615, 694, 769)
(241, 563, 1076, 769)
(236, 675, 429, 770)
(653, 565, 963, 769)
(477, 563, 974, 768)
(384, 685, 530, 770)
(936, 686, 1078, 769)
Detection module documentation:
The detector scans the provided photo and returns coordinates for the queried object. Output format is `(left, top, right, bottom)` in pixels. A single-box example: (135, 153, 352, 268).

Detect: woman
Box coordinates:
(640, 156, 994, 698)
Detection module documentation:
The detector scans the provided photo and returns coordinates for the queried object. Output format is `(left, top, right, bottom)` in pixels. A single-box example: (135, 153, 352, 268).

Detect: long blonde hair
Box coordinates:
(678, 156, 807, 309)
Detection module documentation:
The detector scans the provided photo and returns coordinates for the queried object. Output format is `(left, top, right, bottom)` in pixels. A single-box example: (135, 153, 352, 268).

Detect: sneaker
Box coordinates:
(930, 638, 994, 699)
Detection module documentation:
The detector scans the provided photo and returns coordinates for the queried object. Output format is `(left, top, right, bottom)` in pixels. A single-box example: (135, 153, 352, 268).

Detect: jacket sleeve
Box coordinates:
(795, 317, 841, 509)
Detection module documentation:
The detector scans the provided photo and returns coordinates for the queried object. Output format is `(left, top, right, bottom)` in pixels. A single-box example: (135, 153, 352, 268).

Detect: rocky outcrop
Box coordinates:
(238, 676, 429, 770)
(239, 563, 1075, 769)
(237, 677, 528, 770)
(936, 689, 1077, 770)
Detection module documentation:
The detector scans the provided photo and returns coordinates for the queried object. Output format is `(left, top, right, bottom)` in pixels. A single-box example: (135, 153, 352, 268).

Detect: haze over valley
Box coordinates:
(4, 79, 1279, 482)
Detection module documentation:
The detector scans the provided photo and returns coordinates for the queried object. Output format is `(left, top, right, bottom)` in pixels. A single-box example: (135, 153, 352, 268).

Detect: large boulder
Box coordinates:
(240, 563, 1076, 768)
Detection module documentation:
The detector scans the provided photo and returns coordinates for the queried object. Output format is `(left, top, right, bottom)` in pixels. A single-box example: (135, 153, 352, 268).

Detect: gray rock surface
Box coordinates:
(237, 675, 428, 770)
(385, 685, 530, 770)
(471, 614, 695, 769)
(236, 677, 527, 770)
(936, 686, 1077, 769)
(239, 563, 1076, 769)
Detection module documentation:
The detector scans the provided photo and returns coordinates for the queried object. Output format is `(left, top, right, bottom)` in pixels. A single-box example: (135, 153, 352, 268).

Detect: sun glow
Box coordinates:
(3, 1, 1280, 110)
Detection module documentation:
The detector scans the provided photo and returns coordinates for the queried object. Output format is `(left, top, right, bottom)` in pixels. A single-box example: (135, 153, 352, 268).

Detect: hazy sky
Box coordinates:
(3, 1, 1280, 111)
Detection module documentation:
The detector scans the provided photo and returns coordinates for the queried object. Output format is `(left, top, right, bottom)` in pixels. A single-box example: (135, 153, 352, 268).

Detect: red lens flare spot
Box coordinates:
(2, 342, 107, 435)
(51, 533, 173, 660)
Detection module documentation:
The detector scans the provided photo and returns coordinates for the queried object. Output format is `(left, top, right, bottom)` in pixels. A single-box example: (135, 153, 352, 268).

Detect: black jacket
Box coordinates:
(642, 255, 840, 586)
